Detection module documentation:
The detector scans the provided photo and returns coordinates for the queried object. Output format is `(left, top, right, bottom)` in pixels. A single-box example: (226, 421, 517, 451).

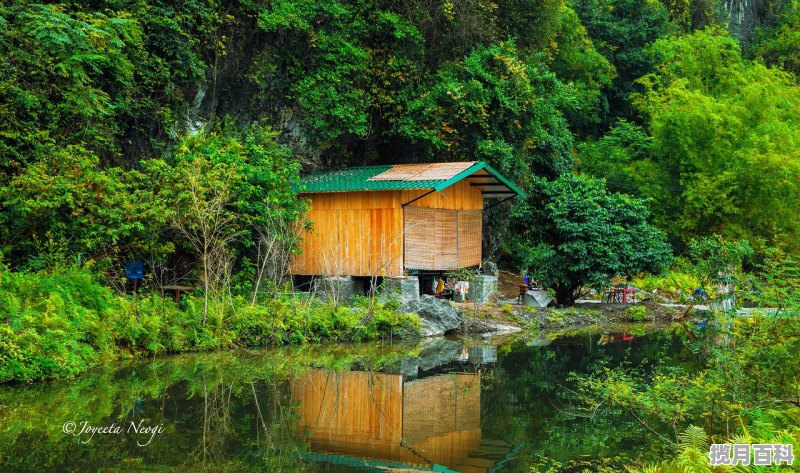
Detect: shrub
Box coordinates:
(631, 270, 701, 301)
(625, 304, 648, 321)
(0, 266, 422, 383)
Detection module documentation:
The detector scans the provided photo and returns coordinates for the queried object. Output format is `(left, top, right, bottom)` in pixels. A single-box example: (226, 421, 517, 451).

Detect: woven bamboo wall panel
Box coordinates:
(404, 207, 482, 271)
(402, 373, 481, 444)
(404, 207, 457, 270)
(458, 210, 482, 268)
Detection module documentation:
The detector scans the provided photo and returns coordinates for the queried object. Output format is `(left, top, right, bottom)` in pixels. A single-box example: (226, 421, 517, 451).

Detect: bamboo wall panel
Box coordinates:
(404, 207, 482, 271)
(458, 210, 482, 268)
(291, 181, 484, 275)
(291, 192, 404, 276)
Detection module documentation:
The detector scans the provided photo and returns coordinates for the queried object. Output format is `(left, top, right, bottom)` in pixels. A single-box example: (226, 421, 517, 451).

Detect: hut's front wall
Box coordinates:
(291, 180, 483, 277)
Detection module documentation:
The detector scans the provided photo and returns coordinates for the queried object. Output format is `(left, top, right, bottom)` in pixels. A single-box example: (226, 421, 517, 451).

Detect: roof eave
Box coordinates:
(433, 162, 527, 199)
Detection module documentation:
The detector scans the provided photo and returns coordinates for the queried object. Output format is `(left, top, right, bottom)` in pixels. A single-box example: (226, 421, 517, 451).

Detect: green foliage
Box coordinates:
(571, 0, 670, 127)
(578, 119, 669, 200)
(689, 236, 752, 288)
(662, 0, 719, 31)
(0, 3, 140, 168)
(0, 267, 111, 382)
(256, 0, 423, 146)
(547, 4, 616, 134)
(396, 41, 574, 180)
(144, 128, 306, 317)
(0, 1, 215, 172)
(633, 28, 800, 254)
(570, 315, 800, 466)
(632, 269, 702, 301)
(625, 304, 648, 321)
(753, 2, 800, 78)
(508, 173, 672, 304)
(0, 266, 419, 383)
(0, 145, 168, 267)
(746, 247, 800, 314)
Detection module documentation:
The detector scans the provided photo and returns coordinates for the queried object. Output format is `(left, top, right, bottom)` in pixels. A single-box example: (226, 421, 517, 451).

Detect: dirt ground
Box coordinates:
(455, 297, 684, 333)
(497, 269, 525, 299)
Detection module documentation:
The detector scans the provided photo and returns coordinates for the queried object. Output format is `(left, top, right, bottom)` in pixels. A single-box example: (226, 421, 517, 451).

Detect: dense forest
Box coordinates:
(2, 0, 800, 273)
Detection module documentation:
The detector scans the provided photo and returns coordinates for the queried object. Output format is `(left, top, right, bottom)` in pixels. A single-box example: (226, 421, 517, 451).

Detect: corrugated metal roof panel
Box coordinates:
(369, 162, 476, 181)
(300, 161, 527, 199)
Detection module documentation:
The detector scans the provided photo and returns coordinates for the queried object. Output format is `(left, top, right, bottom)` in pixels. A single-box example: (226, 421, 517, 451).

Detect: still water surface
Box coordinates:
(0, 323, 698, 472)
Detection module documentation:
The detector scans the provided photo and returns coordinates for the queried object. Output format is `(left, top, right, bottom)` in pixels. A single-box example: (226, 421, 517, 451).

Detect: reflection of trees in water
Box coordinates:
(0, 330, 702, 471)
(478, 328, 700, 469)
(199, 377, 233, 466)
(0, 353, 309, 472)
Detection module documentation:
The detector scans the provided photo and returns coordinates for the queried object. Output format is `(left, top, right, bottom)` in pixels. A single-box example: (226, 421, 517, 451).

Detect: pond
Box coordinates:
(0, 323, 701, 472)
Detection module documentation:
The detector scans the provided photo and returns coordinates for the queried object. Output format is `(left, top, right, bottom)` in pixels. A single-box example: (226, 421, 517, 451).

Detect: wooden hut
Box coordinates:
(290, 161, 526, 278)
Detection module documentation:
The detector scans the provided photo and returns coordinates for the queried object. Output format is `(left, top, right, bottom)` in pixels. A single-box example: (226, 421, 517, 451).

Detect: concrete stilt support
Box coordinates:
(314, 276, 361, 304)
(468, 275, 498, 304)
(383, 276, 420, 305)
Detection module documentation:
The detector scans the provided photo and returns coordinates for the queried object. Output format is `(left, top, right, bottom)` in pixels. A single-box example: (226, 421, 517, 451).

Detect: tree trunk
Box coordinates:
(554, 284, 577, 306)
(202, 250, 209, 326)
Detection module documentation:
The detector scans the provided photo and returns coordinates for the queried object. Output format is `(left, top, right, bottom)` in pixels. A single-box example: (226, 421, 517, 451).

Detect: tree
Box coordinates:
(0, 144, 167, 269)
(507, 173, 671, 305)
(571, 0, 670, 128)
(749, 247, 800, 315)
(546, 4, 616, 136)
(396, 41, 575, 181)
(633, 28, 800, 254)
(753, 4, 800, 78)
(689, 236, 753, 308)
(0, 3, 140, 173)
(147, 129, 306, 323)
(150, 139, 239, 325)
(256, 0, 424, 147)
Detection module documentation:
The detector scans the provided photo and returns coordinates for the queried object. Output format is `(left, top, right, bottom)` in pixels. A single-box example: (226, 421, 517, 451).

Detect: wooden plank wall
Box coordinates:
(290, 180, 484, 276)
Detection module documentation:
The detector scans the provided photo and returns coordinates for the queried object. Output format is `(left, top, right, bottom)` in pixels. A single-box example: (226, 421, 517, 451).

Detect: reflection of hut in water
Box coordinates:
(599, 331, 635, 345)
(292, 369, 514, 472)
(465, 347, 497, 365)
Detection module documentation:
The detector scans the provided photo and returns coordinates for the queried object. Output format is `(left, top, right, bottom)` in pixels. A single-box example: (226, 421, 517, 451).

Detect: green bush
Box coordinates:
(0, 268, 111, 382)
(631, 270, 701, 301)
(624, 304, 648, 321)
(0, 267, 421, 383)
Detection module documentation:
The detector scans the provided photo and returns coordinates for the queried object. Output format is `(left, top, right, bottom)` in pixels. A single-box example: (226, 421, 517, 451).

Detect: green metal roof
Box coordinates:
(300, 161, 527, 199)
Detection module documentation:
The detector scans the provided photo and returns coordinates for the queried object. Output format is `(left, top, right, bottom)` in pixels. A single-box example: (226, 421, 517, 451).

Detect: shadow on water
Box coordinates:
(0, 323, 701, 472)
